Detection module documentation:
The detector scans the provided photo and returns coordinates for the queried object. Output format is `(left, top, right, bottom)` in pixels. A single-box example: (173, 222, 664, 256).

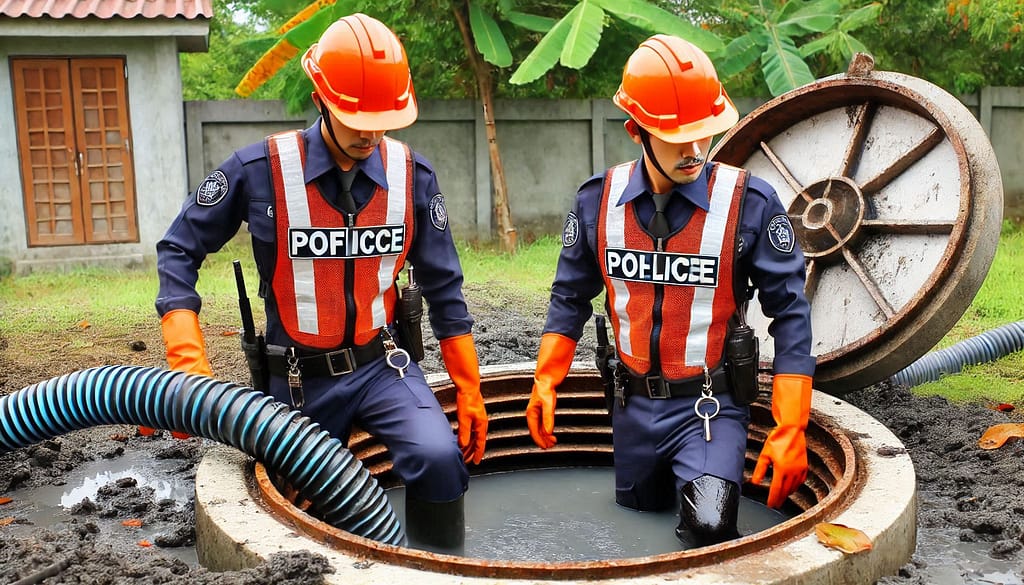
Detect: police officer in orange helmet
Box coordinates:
(526, 35, 815, 546)
(155, 13, 487, 551)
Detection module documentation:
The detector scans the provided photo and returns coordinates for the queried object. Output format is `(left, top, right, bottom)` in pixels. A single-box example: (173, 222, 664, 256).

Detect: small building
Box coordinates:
(0, 0, 212, 275)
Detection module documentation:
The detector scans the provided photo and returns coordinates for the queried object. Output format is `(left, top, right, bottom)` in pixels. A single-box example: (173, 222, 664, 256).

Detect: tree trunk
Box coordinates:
(453, 3, 517, 253)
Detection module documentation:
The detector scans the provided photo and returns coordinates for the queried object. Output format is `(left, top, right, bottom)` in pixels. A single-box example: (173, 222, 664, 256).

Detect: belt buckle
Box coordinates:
(645, 376, 670, 399)
(325, 348, 356, 376)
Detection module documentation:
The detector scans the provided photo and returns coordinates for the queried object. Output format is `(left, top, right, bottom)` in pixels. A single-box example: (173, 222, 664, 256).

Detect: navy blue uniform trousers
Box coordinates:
(268, 357, 468, 503)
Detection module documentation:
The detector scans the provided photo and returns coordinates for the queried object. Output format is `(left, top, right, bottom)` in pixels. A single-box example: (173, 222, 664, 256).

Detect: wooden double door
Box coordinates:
(11, 57, 139, 246)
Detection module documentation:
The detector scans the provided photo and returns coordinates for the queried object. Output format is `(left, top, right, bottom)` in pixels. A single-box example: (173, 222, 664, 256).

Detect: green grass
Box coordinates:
(909, 225, 1024, 403)
(2, 228, 1022, 404)
(456, 234, 562, 303)
(0, 265, 159, 336)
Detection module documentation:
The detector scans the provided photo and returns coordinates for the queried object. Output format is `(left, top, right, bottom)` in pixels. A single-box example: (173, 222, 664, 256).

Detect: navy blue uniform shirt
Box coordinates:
(156, 119, 473, 348)
(546, 159, 816, 376)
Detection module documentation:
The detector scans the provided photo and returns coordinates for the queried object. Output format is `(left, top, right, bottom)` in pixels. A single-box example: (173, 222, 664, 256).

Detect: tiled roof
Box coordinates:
(0, 0, 212, 19)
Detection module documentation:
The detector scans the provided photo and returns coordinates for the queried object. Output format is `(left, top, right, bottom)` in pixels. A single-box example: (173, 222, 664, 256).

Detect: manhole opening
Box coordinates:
(253, 371, 859, 580)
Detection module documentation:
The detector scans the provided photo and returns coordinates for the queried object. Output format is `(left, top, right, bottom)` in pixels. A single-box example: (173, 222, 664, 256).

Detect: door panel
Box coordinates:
(72, 58, 138, 243)
(12, 59, 84, 245)
(12, 57, 139, 247)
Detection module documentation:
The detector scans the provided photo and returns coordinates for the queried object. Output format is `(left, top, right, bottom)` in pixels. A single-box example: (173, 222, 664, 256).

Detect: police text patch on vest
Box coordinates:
(289, 226, 406, 259)
(605, 248, 719, 286)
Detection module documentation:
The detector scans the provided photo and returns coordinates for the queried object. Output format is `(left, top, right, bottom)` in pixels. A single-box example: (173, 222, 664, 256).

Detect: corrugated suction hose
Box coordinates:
(889, 320, 1024, 387)
(0, 365, 404, 545)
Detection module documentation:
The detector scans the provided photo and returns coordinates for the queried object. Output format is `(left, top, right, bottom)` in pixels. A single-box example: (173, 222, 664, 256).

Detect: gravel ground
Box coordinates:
(1, 282, 1023, 583)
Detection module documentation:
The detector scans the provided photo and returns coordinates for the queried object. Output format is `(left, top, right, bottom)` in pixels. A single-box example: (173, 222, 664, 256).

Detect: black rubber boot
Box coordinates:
(676, 474, 741, 547)
(405, 494, 465, 554)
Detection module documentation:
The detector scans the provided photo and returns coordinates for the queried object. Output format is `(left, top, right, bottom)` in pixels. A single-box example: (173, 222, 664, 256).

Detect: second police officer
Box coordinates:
(526, 34, 816, 546)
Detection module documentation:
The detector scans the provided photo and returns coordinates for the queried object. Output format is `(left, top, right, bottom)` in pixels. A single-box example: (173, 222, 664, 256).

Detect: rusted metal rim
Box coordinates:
(252, 366, 860, 580)
(711, 56, 1002, 393)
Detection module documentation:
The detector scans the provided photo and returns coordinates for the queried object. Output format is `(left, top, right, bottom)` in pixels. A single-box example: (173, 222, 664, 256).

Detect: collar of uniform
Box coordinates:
(302, 119, 390, 190)
(614, 156, 713, 212)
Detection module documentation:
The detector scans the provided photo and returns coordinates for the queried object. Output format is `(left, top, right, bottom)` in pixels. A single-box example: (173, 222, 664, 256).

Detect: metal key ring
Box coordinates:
(694, 395, 720, 420)
(386, 348, 411, 370)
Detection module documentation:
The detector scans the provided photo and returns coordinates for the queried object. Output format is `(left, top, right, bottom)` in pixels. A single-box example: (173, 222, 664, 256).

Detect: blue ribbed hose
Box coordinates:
(0, 365, 404, 545)
(889, 320, 1024, 387)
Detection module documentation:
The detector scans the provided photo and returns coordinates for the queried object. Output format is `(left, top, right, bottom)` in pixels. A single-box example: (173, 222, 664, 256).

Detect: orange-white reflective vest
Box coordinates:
(267, 131, 414, 349)
(597, 161, 746, 379)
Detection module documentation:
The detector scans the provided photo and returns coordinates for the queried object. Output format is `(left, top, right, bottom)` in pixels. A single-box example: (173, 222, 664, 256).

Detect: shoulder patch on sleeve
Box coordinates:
(196, 170, 228, 206)
(767, 214, 796, 254)
(428, 193, 448, 231)
(562, 211, 580, 247)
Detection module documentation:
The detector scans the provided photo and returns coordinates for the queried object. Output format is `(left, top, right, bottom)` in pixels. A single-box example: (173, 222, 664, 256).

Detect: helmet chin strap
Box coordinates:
(315, 99, 359, 166)
(637, 126, 676, 189)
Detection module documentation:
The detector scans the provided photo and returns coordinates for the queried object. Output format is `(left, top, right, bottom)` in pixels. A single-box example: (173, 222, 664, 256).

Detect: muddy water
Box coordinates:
(2, 448, 198, 565)
(912, 525, 1024, 585)
(387, 467, 788, 561)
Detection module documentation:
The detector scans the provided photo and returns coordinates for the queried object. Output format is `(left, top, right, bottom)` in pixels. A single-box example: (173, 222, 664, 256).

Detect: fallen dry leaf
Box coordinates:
(0, 517, 14, 526)
(77, 319, 91, 330)
(122, 519, 143, 527)
(978, 423, 1024, 450)
(0, 497, 12, 506)
(138, 540, 152, 547)
(815, 522, 873, 553)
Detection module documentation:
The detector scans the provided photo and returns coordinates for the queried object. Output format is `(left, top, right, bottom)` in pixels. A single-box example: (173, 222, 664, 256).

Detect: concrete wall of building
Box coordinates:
(0, 19, 203, 274)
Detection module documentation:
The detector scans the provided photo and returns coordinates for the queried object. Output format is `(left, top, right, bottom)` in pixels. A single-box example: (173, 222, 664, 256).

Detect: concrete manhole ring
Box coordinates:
(196, 363, 916, 585)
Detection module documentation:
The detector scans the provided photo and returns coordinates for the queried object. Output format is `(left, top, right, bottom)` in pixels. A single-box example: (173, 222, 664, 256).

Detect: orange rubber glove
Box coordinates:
(525, 333, 577, 449)
(439, 333, 488, 465)
(144, 309, 212, 439)
(751, 373, 813, 508)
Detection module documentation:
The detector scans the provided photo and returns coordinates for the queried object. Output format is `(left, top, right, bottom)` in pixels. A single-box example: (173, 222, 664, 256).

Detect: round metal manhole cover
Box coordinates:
(711, 54, 1003, 394)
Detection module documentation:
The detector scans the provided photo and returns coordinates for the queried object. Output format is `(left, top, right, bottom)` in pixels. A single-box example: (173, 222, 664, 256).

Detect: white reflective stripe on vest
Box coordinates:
(604, 163, 633, 357)
(273, 134, 411, 338)
(370, 137, 409, 330)
(274, 133, 319, 335)
(685, 165, 740, 367)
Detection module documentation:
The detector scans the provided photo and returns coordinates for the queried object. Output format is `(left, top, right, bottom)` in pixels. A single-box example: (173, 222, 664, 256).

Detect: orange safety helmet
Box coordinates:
(301, 13, 417, 132)
(613, 35, 738, 143)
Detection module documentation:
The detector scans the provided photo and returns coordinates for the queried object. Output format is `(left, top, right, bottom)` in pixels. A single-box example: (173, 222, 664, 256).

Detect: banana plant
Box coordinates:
(506, 0, 724, 85)
(715, 0, 881, 96)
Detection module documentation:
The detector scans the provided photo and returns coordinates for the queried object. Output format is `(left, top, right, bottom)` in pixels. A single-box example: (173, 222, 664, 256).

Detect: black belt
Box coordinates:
(624, 367, 728, 399)
(266, 337, 387, 378)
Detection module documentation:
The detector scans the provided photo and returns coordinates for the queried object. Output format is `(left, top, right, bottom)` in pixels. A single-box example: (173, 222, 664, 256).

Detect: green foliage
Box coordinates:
(508, 0, 723, 85)
(180, 0, 1024, 105)
(851, 0, 1024, 95)
(180, 10, 286, 100)
(711, 0, 880, 97)
(470, 1, 514, 67)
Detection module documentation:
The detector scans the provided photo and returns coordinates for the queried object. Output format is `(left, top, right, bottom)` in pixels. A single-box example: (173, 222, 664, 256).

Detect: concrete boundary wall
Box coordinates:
(185, 90, 1023, 242)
